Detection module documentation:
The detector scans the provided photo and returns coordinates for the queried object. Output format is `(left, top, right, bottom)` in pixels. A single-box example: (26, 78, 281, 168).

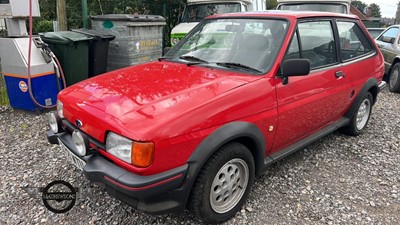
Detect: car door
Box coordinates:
(375, 26, 400, 73)
(335, 19, 378, 97)
(271, 19, 351, 153)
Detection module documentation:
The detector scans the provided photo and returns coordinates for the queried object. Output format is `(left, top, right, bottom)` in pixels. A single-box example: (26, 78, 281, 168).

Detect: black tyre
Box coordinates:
(343, 92, 373, 136)
(189, 142, 255, 224)
(389, 62, 400, 93)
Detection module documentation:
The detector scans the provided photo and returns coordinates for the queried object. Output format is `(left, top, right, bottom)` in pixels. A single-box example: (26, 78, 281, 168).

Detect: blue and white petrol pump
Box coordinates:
(0, 0, 65, 111)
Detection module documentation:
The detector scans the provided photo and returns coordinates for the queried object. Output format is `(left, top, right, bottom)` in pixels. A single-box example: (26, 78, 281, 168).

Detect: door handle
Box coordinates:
(335, 71, 345, 79)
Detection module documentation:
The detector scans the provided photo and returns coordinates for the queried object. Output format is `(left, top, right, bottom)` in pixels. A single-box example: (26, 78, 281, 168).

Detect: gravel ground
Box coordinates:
(0, 87, 399, 225)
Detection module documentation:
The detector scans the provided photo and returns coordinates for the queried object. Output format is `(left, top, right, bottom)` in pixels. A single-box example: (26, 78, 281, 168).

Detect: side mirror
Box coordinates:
(280, 59, 310, 85)
(281, 59, 310, 76)
(381, 36, 395, 44)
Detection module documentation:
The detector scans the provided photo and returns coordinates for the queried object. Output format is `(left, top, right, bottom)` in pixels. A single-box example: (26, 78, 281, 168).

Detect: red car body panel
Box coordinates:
(61, 62, 249, 141)
(59, 62, 278, 174)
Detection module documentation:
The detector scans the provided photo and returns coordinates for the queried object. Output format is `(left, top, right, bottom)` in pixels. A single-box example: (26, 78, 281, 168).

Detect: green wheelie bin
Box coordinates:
(40, 31, 92, 86)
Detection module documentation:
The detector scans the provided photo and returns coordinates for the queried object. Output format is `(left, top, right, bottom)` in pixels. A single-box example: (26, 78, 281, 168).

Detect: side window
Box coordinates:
(284, 20, 337, 69)
(337, 21, 373, 61)
(377, 27, 399, 41)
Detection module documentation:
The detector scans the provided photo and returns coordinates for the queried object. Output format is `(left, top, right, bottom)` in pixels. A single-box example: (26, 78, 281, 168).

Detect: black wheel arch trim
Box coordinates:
(345, 78, 378, 120)
(157, 121, 267, 212)
(187, 121, 266, 177)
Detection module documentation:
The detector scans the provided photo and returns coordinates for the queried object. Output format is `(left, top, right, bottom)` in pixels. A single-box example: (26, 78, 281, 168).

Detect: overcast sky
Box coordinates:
(361, 0, 398, 18)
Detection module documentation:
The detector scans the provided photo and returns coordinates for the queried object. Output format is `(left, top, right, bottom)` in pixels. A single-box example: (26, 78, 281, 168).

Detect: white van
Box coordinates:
(276, 0, 351, 14)
(170, 0, 266, 46)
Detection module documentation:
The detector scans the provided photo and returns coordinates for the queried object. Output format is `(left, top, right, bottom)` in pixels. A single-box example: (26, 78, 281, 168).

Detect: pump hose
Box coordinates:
(48, 47, 67, 91)
(27, 0, 66, 109)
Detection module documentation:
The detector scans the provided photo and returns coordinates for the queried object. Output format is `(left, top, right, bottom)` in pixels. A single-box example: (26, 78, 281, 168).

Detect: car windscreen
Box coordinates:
(165, 18, 288, 74)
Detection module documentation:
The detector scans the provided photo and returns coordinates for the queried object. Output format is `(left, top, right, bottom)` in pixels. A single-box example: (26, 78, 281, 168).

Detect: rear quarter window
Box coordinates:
(337, 21, 374, 61)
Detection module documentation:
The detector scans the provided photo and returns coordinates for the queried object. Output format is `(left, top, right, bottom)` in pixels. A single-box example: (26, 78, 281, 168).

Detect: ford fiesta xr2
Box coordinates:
(47, 11, 385, 223)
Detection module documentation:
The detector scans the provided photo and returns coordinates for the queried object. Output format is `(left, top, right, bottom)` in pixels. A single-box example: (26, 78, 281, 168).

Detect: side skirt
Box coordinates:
(264, 117, 350, 167)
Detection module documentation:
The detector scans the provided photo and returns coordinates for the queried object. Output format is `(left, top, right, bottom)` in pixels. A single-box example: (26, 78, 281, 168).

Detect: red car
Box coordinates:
(47, 11, 385, 223)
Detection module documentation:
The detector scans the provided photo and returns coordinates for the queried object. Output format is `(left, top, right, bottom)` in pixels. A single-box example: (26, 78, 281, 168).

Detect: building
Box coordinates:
(350, 5, 381, 28)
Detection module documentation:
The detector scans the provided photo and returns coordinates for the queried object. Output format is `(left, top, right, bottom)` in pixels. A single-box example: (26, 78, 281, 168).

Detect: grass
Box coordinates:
(0, 86, 9, 106)
(0, 68, 10, 107)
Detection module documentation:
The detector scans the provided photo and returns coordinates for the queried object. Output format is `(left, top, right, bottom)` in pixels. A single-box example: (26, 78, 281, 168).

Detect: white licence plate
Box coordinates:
(59, 139, 86, 171)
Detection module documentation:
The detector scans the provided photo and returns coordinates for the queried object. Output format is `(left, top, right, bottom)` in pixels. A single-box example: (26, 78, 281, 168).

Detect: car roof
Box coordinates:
(207, 10, 359, 20)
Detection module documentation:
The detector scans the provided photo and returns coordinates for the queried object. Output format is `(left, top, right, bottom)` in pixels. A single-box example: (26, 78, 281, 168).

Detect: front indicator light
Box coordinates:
(106, 132, 154, 167)
(131, 142, 154, 168)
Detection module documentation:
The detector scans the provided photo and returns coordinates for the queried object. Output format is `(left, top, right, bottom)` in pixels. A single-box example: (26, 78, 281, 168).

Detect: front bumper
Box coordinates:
(47, 129, 190, 214)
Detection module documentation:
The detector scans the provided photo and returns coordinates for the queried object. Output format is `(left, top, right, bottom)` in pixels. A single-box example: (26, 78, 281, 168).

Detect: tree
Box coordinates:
(351, 0, 367, 14)
(38, 0, 56, 19)
(56, 0, 67, 31)
(267, 0, 278, 9)
(369, 3, 381, 18)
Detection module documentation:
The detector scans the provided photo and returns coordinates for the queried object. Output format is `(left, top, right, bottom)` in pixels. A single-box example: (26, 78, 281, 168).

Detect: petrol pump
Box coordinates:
(0, 0, 65, 111)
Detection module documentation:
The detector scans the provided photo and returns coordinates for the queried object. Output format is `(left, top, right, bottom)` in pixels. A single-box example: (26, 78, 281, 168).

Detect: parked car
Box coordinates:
(375, 25, 400, 92)
(367, 27, 385, 39)
(47, 11, 385, 223)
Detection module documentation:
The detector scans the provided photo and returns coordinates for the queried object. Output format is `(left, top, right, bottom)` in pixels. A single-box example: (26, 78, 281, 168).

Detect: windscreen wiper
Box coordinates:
(179, 55, 209, 65)
(216, 62, 262, 73)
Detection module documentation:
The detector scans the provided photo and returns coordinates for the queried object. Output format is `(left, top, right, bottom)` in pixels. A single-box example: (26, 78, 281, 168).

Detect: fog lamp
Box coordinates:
(57, 100, 64, 118)
(48, 112, 58, 133)
(72, 131, 88, 156)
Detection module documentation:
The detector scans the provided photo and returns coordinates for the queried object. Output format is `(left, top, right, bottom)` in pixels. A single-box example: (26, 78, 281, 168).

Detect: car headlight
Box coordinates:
(48, 112, 59, 133)
(172, 37, 180, 45)
(106, 132, 154, 167)
(57, 100, 64, 118)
